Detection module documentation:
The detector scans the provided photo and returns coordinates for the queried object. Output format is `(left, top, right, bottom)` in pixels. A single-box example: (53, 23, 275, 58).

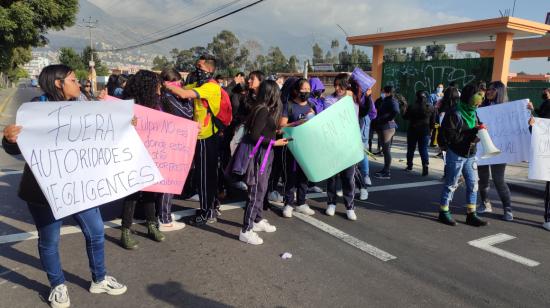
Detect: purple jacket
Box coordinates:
(308, 77, 325, 114)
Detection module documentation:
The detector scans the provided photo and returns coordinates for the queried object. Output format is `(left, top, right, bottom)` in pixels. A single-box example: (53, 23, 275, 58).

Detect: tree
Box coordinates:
(81, 46, 109, 75)
(312, 43, 324, 64)
(207, 30, 249, 75)
(151, 56, 172, 71)
(172, 48, 195, 72)
(59, 47, 84, 70)
(384, 48, 407, 62)
(266, 46, 288, 73)
(409, 47, 427, 62)
(425, 44, 449, 60)
(288, 55, 299, 73)
(0, 1, 79, 81)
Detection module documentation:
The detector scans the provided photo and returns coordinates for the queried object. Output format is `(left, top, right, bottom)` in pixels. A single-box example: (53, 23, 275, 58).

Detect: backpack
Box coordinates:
(437, 108, 464, 149)
(205, 80, 232, 132)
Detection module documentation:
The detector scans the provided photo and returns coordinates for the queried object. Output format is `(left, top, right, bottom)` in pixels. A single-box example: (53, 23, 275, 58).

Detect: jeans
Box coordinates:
(28, 204, 106, 287)
(406, 130, 430, 167)
(477, 164, 511, 209)
(326, 166, 355, 210)
(359, 117, 370, 177)
(439, 149, 478, 207)
(377, 128, 395, 173)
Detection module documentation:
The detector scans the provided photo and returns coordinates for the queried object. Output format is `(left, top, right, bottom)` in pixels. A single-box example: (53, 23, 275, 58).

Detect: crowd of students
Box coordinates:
(3, 56, 550, 307)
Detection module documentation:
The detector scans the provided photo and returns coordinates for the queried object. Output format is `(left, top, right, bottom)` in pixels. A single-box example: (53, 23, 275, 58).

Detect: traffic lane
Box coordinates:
(1, 206, 479, 308)
(304, 184, 550, 307)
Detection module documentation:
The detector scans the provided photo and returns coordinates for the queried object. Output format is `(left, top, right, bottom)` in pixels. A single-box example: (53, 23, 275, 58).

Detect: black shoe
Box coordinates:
(438, 211, 457, 226)
(405, 165, 413, 172)
(189, 215, 207, 227)
(422, 166, 429, 176)
(466, 213, 488, 227)
(374, 172, 391, 180)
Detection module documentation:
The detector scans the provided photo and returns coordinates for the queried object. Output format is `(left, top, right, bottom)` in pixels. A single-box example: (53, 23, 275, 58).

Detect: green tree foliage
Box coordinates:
(0, 0, 79, 81)
(288, 55, 299, 73)
(266, 46, 288, 73)
(384, 48, 408, 62)
(425, 44, 450, 60)
(409, 47, 427, 62)
(207, 30, 249, 75)
(151, 55, 173, 71)
(59, 47, 84, 70)
(312, 43, 324, 64)
(81, 46, 109, 75)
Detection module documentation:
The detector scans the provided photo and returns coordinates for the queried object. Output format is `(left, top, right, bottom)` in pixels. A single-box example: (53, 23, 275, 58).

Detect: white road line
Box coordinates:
(468, 233, 540, 267)
(0, 180, 441, 245)
(0, 170, 23, 177)
(293, 211, 397, 262)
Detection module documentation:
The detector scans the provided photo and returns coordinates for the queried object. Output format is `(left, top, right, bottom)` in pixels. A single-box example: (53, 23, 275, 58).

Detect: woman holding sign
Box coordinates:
(238, 80, 288, 245)
(2, 64, 127, 308)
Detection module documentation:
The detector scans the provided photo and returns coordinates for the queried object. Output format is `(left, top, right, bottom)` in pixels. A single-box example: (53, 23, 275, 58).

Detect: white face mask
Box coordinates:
(381, 93, 386, 98)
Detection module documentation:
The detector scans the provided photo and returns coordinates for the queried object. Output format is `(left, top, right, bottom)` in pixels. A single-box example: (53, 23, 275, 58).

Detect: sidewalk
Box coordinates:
(376, 132, 546, 197)
(0, 86, 17, 116)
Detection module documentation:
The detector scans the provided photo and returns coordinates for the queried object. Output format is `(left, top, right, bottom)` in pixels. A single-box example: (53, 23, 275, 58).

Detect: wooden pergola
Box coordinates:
(347, 17, 550, 99)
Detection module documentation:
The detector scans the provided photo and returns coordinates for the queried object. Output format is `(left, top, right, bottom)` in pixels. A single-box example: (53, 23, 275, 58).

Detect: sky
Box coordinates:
(55, 0, 550, 73)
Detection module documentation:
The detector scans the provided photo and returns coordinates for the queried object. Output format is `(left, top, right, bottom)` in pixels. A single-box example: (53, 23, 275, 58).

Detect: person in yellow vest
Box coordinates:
(165, 54, 223, 225)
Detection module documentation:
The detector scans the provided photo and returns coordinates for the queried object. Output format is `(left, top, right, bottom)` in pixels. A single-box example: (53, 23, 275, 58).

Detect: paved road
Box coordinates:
(1, 87, 549, 307)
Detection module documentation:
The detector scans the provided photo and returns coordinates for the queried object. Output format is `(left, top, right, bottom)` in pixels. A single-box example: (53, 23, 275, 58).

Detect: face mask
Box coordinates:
(436, 87, 443, 94)
(298, 92, 310, 101)
(196, 68, 213, 85)
(312, 90, 323, 99)
(380, 93, 386, 99)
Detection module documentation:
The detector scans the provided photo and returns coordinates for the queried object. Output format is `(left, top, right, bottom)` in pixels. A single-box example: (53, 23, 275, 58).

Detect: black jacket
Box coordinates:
(440, 110, 481, 158)
(403, 103, 435, 135)
(537, 99, 550, 119)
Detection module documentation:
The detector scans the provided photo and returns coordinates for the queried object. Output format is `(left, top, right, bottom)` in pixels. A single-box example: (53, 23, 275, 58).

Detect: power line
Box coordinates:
(97, 0, 266, 53)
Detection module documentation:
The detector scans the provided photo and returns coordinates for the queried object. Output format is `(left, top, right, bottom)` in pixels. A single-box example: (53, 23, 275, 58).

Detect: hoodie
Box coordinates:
(308, 77, 325, 114)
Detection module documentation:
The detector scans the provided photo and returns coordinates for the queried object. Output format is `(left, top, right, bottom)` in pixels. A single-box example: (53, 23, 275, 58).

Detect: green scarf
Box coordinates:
(456, 101, 476, 129)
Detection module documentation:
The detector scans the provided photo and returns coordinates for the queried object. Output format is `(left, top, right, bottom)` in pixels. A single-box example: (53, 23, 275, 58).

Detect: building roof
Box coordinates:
(347, 17, 550, 48)
(457, 35, 550, 59)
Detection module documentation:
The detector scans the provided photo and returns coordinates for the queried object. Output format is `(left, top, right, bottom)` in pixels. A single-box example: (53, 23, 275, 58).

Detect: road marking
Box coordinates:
(0, 267, 19, 277)
(292, 211, 397, 261)
(468, 233, 540, 267)
(0, 180, 441, 245)
(0, 170, 23, 177)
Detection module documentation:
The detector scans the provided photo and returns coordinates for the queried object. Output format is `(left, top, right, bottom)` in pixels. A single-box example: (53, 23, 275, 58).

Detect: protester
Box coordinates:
(119, 70, 166, 249)
(437, 84, 487, 227)
(536, 88, 550, 118)
(306, 77, 326, 194)
(106, 74, 127, 98)
(535, 88, 550, 230)
(403, 90, 435, 176)
(164, 54, 224, 225)
(235, 80, 289, 244)
(226, 71, 245, 95)
(429, 83, 445, 146)
(369, 93, 384, 154)
(374, 85, 400, 180)
(2, 64, 127, 307)
(80, 79, 95, 100)
(279, 78, 316, 218)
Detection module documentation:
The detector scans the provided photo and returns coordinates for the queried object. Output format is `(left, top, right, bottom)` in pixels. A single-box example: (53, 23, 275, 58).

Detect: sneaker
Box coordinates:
(542, 221, 550, 231)
(189, 215, 207, 226)
(49, 284, 70, 308)
(268, 191, 284, 203)
(502, 209, 514, 222)
(359, 188, 369, 201)
(346, 209, 357, 221)
(232, 181, 248, 191)
(282, 205, 293, 218)
(158, 220, 186, 232)
(477, 201, 493, 214)
(326, 204, 336, 216)
(171, 213, 183, 221)
(363, 176, 372, 186)
(308, 186, 323, 193)
(252, 219, 276, 232)
(336, 190, 343, 197)
(89, 276, 127, 295)
(374, 172, 391, 180)
(207, 217, 217, 224)
(438, 211, 457, 226)
(466, 213, 488, 227)
(239, 230, 263, 245)
(295, 204, 315, 215)
(187, 194, 199, 201)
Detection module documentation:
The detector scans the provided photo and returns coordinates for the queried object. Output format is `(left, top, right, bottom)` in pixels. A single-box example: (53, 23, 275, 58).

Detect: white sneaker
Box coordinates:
(49, 284, 70, 308)
(187, 194, 199, 201)
(543, 222, 550, 231)
(346, 209, 357, 221)
(326, 204, 336, 216)
(89, 276, 127, 295)
(239, 230, 263, 245)
(282, 205, 294, 218)
(158, 220, 186, 232)
(364, 176, 372, 186)
(268, 191, 283, 203)
(359, 188, 369, 200)
(232, 181, 248, 191)
(336, 190, 343, 197)
(295, 204, 315, 215)
(252, 219, 276, 232)
(308, 186, 323, 193)
(171, 213, 183, 221)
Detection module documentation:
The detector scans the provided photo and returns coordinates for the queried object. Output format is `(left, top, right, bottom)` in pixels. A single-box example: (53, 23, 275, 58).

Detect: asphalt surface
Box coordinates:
(1, 85, 550, 307)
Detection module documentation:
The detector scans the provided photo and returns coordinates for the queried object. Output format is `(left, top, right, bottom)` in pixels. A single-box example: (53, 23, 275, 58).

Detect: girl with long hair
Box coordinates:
(239, 80, 288, 245)
(2, 64, 127, 308)
(403, 90, 435, 176)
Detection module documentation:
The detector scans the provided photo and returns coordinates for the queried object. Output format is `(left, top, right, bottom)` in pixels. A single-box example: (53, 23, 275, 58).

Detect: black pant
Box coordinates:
(122, 191, 156, 228)
(263, 146, 284, 208)
(327, 165, 355, 210)
(195, 136, 220, 219)
(545, 182, 550, 223)
(243, 147, 273, 231)
(283, 148, 308, 206)
(378, 128, 395, 173)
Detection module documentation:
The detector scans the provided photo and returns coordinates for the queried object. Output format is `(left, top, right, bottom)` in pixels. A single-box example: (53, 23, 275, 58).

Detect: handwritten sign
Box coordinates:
(282, 96, 363, 182)
(476, 99, 532, 165)
(529, 117, 550, 181)
(134, 105, 198, 194)
(15, 100, 163, 219)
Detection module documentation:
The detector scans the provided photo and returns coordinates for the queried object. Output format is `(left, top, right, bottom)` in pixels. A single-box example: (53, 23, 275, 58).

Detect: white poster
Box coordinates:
(529, 117, 550, 181)
(16, 100, 163, 219)
(476, 99, 532, 165)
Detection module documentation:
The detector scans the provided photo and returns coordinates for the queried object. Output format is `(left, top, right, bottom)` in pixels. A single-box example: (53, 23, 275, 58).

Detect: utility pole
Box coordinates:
(79, 16, 99, 92)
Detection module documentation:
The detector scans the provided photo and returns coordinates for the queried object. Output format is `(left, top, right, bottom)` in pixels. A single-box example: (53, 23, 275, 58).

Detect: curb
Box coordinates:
(0, 87, 17, 114)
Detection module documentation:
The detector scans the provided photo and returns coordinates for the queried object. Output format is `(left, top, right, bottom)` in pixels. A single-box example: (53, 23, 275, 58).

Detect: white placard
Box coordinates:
(529, 117, 550, 181)
(16, 100, 163, 219)
(476, 99, 532, 165)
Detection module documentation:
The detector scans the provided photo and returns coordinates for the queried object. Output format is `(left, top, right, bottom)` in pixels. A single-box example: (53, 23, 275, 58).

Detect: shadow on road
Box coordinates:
(147, 281, 231, 308)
